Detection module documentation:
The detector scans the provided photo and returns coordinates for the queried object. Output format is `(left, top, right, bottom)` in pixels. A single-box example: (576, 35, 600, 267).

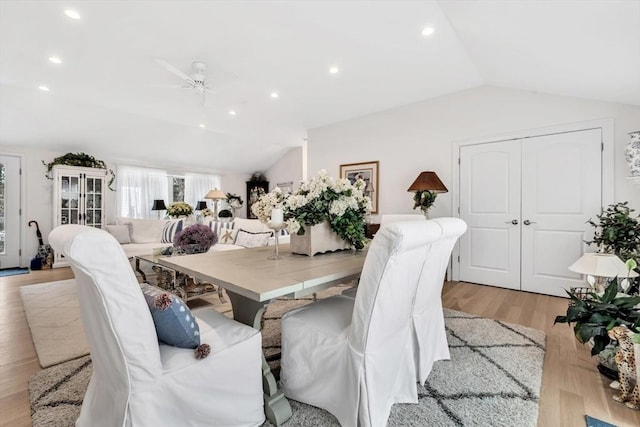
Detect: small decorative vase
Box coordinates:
(290, 221, 351, 256)
(625, 131, 640, 177)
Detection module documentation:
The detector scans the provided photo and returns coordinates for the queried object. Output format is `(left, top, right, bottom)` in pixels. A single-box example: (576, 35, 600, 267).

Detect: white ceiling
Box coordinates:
(1, 1, 638, 174)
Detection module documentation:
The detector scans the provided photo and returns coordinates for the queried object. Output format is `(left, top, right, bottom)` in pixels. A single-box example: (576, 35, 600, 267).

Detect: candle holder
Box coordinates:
(267, 221, 286, 260)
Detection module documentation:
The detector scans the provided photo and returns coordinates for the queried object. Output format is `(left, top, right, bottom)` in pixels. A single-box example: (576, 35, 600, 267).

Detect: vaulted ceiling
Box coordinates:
(1, 1, 638, 173)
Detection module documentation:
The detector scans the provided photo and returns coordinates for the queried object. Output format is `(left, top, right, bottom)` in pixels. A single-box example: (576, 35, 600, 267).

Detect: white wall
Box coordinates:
(308, 86, 640, 223)
(265, 147, 304, 191)
(220, 172, 251, 218)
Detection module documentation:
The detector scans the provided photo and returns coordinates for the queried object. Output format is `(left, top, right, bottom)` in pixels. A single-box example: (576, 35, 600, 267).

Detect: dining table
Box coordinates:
(159, 244, 367, 426)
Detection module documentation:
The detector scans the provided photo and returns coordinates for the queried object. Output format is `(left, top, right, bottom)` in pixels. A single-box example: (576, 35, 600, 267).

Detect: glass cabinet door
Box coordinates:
(60, 175, 81, 225)
(84, 175, 104, 228)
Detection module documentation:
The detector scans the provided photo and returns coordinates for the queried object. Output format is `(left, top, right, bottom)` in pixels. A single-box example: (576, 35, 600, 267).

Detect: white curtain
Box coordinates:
(117, 165, 169, 219)
(185, 172, 222, 208)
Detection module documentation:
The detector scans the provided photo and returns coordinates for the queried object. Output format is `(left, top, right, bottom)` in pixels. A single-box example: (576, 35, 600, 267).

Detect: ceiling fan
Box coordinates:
(155, 59, 216, 103)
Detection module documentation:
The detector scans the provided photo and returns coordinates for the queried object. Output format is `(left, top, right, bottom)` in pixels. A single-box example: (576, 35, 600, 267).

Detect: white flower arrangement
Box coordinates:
(285, 170, 371, 250)
(250, 187, 288, 223)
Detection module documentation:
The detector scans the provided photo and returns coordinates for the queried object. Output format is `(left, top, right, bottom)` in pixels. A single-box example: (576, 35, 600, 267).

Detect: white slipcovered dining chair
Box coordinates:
(379, 215, 467, 384)
(48, 225, 265, 427)
(280, 221, 443, 427)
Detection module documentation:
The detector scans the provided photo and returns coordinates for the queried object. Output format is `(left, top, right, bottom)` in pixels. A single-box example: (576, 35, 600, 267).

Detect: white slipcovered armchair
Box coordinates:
(48, 224, 265, 427)
(280, 221, 443, 427)
(379, 215, 467, 384)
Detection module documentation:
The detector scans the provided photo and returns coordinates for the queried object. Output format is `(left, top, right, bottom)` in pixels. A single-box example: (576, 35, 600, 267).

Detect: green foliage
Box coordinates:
(42, 152, 116, 191)
(413, 190, 437, 214)
(554, 280, 640, 356)
(586, 202, 640, 261)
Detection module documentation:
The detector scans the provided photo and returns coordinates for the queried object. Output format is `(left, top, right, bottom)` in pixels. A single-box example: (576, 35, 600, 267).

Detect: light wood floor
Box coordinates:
(1, 270, 639, 427)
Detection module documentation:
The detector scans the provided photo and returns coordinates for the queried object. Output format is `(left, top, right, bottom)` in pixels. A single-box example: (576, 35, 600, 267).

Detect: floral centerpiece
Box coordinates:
(288, 170, 371, 250)
(173, 223, 217, 254)
(251, 187, 288, 224)
(166, 202, 193, 218)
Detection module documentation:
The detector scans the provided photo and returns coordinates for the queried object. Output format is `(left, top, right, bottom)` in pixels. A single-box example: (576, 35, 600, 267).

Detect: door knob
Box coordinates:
(505, 220, 518, 225)
(523, 220, 536, 225)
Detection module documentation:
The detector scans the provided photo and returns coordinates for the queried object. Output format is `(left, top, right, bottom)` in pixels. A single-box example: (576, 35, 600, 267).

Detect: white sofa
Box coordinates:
(107, 217, 289, 259)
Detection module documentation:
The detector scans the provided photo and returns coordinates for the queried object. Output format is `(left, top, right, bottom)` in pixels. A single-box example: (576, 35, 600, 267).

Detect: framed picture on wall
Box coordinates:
(340, 160, 379, 213)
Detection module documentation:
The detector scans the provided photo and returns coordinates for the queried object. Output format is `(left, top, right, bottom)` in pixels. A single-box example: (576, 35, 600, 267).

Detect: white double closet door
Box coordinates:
(459, 128, 602, 297)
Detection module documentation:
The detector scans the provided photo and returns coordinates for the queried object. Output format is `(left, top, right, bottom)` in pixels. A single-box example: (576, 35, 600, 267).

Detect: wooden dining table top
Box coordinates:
(159, 244, 367, 302)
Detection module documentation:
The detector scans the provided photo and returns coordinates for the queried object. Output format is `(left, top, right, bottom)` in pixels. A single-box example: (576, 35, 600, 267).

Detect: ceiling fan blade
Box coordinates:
(155, 59, 195, 85)
(204, 88, 216, 95)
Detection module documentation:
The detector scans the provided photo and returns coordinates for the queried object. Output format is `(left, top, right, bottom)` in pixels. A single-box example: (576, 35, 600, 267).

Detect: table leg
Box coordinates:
(226, 291, 293, 427)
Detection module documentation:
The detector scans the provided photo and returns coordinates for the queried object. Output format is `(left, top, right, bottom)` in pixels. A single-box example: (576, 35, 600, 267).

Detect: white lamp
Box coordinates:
(569, 253, 639, 292)
(204, 189, 226, 219)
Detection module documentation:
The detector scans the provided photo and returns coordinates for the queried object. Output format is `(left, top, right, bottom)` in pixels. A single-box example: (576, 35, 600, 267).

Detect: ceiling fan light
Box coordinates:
(270, 91, 279, 99)
(199, 123, 205, 128)
(38, 85, 50, 92)
(229, 110, 237, 116)
(48, 56, 62, 64)
(329, 66, 339, 74)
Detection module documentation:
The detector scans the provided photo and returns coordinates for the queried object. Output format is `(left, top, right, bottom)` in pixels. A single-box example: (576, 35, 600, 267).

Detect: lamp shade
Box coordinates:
(151, 199, 167, 211)
(205, 189, 226, 200)
(568, 253, 639, 278)
(407, 172, 448, 193)
(195, 201, 208, 210)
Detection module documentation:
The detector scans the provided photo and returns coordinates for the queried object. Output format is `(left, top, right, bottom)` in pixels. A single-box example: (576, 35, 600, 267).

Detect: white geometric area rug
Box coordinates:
(29, 308, 545, 427)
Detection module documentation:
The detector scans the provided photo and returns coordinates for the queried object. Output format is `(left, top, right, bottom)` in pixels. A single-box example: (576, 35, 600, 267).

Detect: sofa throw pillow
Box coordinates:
(105, 225, 131, 244)
(218, 228, 238, 244)
(207, 219, 235, 242)
(235, 229, 272, 248)
(161, 219, 184, 243)
(139, 283, 200, 348)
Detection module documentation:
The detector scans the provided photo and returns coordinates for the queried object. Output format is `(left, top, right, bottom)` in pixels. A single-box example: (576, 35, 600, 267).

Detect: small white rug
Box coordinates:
(20, 279, 90, 368)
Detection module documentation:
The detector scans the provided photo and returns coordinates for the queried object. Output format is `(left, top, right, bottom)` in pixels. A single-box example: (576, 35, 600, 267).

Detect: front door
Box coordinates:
(0, 155, 21, 269)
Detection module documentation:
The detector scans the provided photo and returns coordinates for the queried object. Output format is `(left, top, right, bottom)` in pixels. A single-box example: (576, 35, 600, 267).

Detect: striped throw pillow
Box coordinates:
(161, 219, 184, 243)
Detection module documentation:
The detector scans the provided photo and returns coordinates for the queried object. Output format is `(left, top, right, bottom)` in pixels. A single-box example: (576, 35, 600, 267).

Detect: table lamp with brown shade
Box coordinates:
(205, 189, 226, 219)
(407, 171, 448, 218)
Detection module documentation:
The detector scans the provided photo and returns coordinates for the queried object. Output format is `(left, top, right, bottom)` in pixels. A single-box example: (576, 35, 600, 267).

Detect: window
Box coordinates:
(117, 165, 220, 218)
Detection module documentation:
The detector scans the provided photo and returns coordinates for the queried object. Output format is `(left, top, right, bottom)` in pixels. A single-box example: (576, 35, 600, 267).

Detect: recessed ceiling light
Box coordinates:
(421, 27, 435, 37)
(38, 85, 50, 92)
(199, 123, 205, 128)
(49, 56, 62, 64)
(270, 91, 279, 99)
(229, 110, 237, 116)
(64, 9, 81, 20)
(329, 66, 339, 74)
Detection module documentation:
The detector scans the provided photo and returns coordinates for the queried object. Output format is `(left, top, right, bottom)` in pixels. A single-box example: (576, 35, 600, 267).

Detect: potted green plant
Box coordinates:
(555, 280, 640, 376)
(586, 202, 640, 290)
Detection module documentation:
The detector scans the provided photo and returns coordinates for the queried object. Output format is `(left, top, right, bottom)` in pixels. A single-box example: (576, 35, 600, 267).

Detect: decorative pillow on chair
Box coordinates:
(139, 283, 200, 348)
(161, 219, 184, 243)
(105, 225, 131, 244)
(235, 229, 272, 248)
